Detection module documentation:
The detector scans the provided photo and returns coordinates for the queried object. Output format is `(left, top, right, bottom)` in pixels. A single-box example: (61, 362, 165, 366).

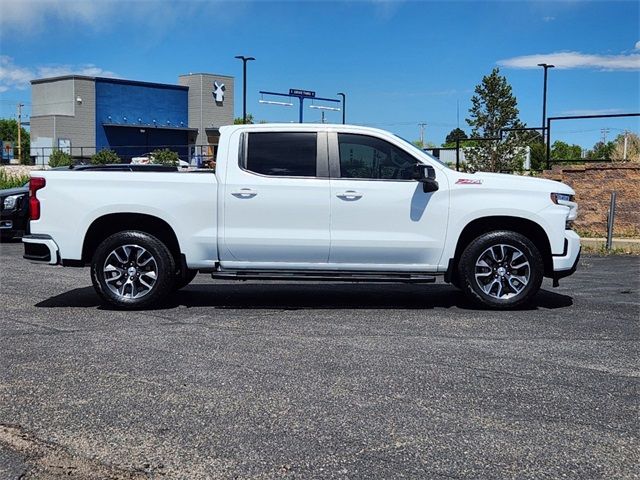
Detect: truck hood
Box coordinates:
(0, 186, 29, 197)
(459, 171, 574, 195)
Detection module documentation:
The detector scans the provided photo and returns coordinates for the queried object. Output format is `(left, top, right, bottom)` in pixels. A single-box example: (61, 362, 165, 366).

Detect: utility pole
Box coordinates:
(601, 127, 610, 144)
(17, 103, 24, 164)
(418, 122, 427, 146)
(622, 130, 629, 160)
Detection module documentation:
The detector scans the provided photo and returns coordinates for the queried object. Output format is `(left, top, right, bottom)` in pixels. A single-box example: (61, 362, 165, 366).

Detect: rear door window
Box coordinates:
(245, 132, 317, 177)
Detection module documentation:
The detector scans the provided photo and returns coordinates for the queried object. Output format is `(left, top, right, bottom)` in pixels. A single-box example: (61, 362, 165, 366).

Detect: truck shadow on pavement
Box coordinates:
(35, 282, 574, 311)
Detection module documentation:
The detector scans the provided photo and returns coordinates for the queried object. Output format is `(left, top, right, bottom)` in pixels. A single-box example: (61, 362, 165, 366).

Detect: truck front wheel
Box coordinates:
(91, 231, 175, 309)
(458, 231, 543, 309)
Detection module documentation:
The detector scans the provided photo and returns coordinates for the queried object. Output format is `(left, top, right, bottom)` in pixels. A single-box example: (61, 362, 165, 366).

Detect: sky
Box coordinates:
(1, 0, 639, 148)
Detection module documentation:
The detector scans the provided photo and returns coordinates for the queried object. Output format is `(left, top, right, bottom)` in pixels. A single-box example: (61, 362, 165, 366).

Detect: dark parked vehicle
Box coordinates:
(0, 184, 29, 241)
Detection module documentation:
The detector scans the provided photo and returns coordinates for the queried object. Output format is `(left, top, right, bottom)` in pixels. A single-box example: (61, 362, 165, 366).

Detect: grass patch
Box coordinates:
(581, 243, 639, 256)
(0, 168, 30, 189)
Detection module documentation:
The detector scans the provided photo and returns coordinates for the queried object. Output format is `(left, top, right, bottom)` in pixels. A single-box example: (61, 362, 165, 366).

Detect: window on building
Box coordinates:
(246, 132, 317, 177)
(338, 133, 416, 180)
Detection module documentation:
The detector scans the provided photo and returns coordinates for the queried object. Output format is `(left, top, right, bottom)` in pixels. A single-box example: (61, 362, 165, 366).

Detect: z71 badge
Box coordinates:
(455, 179, 483, 185)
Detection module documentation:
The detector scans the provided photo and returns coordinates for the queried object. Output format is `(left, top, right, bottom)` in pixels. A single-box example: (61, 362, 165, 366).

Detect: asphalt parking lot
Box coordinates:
(0, 240, 638, 479)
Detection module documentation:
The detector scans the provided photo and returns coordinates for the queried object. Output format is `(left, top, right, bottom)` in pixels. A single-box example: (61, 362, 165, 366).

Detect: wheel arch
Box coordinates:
(445, 216, 553, 284)
(82, 213, 181, 265)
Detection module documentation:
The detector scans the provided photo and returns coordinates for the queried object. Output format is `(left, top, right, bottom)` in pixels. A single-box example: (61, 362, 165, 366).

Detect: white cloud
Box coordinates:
(0, 56, 117, 92)
(0, 56, 33, 89)
(0, 0, 249, 36)
(542, 16, 556, 22)
(370, 0, 405, 20)
(635, 41, 640, 50)
(561, 108, 625, 116)
(37, 64, 118, 79)
(0, 0, 114, 33)
(498, 50, 640, 71)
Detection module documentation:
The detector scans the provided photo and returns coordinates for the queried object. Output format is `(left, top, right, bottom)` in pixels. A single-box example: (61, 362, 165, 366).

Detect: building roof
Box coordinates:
(31, 75, 188, 90)
(178, 73, 234, 79)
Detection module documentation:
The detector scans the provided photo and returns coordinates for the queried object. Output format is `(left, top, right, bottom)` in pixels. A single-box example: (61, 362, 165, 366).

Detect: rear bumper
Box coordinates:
(551, 230, 581, 279)
(23, 234, 60, 265)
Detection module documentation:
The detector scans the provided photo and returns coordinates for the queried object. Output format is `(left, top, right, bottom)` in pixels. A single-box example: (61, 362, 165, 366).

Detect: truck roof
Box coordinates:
(220, 123, 394, 137)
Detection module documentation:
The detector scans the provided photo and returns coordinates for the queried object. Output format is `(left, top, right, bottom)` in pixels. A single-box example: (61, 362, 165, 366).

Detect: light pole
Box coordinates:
(235, 55, 255, 124)
(17, 103, 24, 164)
(337, 92, 346, 124)
(537, 63, 554, 144)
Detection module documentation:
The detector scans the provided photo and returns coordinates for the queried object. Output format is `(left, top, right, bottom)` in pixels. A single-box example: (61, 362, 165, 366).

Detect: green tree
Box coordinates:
(413, 140, 436, 149)
(586, 141, 615, 160)
(150, 149, 179, 166)
(551, 141, 582, 161)
(48, 150, 73, 168)
(612, 132, 640, 161)
(234, 114, 254, 125)
(0, 118, 30, 164)
(465, 68, 526, 172)
(444, 128, 468, 146)
(519, 129, 545, 171)
(91, 149, 120, 165)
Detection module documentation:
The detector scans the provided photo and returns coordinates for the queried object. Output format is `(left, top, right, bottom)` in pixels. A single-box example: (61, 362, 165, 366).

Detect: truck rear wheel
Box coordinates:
(458, 231, 543, 309)
(91, 231, 175, 309)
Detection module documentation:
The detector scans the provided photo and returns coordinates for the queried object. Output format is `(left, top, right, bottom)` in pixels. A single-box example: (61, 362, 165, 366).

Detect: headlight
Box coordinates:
(3, 194, 23, 210)
(551, 192, 578, 225)
(550, 193, 574, 204)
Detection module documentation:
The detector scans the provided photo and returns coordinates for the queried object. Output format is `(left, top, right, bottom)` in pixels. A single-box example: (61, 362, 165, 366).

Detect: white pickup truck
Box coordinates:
(23, 124, 580, 309)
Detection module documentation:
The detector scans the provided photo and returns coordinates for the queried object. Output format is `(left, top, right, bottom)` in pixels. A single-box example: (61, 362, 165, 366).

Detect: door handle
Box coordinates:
(231, 188, 257, 198)
(336, 190, 363, 201)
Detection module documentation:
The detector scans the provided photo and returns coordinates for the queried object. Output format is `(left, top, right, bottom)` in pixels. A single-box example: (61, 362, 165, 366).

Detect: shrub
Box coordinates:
(91, 149, 120, 165)
(150, 149, 179, 166)
(48, 150, 73, 168)
(0, 168, 30, 189)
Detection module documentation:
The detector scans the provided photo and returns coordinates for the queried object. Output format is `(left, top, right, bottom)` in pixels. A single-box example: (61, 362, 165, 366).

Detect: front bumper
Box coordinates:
(23, 234, 60, 265)
(551, 230, 581, 283)
(1, 209, 28, 235)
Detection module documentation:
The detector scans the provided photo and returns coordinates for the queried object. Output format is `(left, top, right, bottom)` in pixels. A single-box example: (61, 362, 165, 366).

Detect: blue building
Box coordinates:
(30, 73, 234, 164)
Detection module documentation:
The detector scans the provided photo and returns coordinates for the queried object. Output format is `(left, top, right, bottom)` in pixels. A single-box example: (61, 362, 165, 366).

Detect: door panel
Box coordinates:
(329, 180, 448, 267)
(328, 133, 448, 269)
(221, 131, 330, 265)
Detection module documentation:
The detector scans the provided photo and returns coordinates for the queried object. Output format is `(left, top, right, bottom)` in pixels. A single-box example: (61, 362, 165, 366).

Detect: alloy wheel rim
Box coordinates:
(103, 244, 158, 299)
(474, 244, 530, 300)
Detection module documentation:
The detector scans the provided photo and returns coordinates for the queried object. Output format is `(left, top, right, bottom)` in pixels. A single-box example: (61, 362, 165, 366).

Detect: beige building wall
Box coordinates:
(178, 73, 234, 146)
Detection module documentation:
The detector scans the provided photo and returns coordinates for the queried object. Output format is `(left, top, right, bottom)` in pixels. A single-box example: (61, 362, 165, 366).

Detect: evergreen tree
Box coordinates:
(444, 128, 468, 145)
(465, 68, 526, 172)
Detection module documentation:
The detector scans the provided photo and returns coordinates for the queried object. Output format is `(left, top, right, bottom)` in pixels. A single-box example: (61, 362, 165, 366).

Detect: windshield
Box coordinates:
(394, 135, 447, 166)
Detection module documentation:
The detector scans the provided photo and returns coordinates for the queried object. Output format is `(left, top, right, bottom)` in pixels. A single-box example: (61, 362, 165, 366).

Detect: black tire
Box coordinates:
(91, 230, 176, 309)
(174, 268, 198, 290)
(458, 230, 544, 309)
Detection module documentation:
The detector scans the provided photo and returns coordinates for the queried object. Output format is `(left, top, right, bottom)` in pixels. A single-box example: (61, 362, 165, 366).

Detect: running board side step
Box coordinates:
(211, 270, 437, 283)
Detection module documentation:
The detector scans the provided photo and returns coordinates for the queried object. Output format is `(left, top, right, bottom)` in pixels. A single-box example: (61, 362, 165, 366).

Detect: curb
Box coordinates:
(580, 237, 640, 253)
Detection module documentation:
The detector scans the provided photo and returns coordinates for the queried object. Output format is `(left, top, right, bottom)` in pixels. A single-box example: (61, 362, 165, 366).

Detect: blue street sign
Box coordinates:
(289, 89, 315, 98)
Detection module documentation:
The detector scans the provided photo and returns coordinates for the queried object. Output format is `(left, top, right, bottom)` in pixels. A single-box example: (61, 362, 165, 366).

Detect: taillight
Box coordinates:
(29, 177, 46, 220)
